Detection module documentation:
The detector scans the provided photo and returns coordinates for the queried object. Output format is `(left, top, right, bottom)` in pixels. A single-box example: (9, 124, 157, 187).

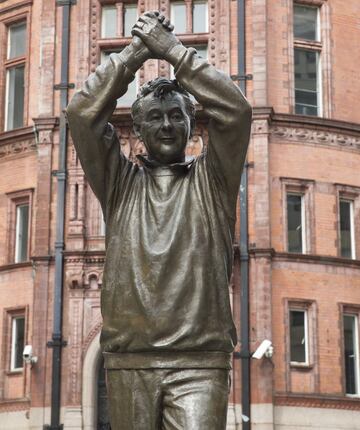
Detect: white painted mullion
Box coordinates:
(304, 310, 309, 365)
(14, 205, 21, 263)
(350, 201, 356, 259)
(301, 194, 306, 254)
(10, 318, 17, 370)
(354, 315, 360, 395)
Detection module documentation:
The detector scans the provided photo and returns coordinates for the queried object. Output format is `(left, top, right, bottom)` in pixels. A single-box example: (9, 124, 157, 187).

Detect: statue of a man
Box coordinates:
(67, 11, 251, 430)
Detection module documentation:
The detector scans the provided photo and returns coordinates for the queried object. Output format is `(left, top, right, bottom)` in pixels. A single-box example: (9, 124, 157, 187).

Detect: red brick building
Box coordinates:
(0, 0, 360, 429)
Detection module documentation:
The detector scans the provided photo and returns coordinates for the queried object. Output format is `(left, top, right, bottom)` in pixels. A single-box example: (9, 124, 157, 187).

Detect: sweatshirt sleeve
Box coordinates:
(66, 52, 135, 215)
(170, 45, 252, 213)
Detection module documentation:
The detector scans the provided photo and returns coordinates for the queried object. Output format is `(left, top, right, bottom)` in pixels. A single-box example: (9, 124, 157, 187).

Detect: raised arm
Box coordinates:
(66, 38, 150, 211)
(132, 13, 252, 206)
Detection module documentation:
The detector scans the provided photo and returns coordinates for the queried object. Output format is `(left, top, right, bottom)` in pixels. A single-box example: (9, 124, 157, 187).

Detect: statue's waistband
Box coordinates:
(103, 351, 232, 370)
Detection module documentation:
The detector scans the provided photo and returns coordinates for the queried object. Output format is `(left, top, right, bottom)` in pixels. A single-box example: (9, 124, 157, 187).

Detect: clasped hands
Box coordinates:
(130, 11, 180, 64)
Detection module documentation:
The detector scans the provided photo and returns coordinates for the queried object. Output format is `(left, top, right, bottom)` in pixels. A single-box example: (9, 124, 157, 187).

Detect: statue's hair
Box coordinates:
(131, 77, 196, 135)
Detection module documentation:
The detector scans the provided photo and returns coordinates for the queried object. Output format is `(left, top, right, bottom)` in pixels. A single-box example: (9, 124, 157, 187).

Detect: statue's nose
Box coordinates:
(162, 115, 172, 130)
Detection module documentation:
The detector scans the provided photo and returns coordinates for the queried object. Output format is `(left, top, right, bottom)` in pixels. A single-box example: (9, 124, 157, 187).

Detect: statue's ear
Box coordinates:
(133, 122, 142, 140)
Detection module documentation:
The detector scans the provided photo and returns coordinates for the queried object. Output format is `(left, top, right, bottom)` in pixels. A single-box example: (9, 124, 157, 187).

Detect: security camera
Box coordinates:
(252, 339, 273, 360)
(23, 345, 38, 365)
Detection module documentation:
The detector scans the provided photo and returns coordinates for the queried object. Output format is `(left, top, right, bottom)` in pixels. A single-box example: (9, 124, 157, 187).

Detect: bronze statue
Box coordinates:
(67, 11, 251, 430)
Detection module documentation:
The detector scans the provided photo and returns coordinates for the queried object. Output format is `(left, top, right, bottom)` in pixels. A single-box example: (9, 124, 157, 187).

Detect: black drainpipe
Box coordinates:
(237, 0, 251, 429)
(44, 1, 75, 429)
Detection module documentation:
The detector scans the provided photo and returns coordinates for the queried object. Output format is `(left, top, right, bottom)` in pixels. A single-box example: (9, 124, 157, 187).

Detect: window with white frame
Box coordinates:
(343, 314, 360, 396)
(171, 0, 208, 34)
(290, 309, 308, 364)
(293, 4, 321, 116)
(5, 21, 26, 131)
(10, 316, 25, 371)
(287, 193, 306, 253)
(339, 199, 355, 259)
(101, 2, 138, 38)
(14, 202, 29, 263)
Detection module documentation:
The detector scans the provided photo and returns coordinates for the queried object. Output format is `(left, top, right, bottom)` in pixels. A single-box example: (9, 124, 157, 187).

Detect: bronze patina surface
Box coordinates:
(67, 11, 252, 430)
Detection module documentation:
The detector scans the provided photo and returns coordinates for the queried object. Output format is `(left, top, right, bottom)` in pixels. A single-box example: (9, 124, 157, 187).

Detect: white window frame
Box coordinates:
(193, 0, 209, 33)
(293, 3, 322, 117)
(123, 3, 138, 38)
(290, 309, 309, 366)
(101, 5, 117, 39)
(287, 192, 306, 254)
(14, 203, 29, 263)
(339, 199, 356, 259)
(344, 314, 360, 397)
(10, 316, 25, 371)
(170, 1, 187, 34)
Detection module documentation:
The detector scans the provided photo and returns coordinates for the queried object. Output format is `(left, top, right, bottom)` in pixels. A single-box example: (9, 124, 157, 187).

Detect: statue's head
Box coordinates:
(131, 78, 196, 165)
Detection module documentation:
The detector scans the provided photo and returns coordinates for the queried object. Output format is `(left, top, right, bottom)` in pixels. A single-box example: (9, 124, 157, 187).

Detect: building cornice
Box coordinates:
(0, 398, 30, 413)
(0, 261, 32, 273)
(235, 246, 360, 270)
(0, 0, 33, 15)
(275, 393, 360, 411)
(0, 126, 36, 159)
(252, 108, 360, 152)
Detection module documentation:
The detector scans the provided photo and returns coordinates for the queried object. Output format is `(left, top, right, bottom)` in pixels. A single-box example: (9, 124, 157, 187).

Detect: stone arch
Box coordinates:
(82, 331, 102, 430)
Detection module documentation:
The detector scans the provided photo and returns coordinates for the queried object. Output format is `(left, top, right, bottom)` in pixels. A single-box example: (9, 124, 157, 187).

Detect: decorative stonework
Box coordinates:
(0, 400, 30, 413)
(0, 139, 36, 158)
(270, 126, 360, 151)
(90, 0, 100, 73)
(275, 394, 360, 411)
(83, 317, 103, 355)
(208, 0, 216, 67)
(69, 299, 82, 404)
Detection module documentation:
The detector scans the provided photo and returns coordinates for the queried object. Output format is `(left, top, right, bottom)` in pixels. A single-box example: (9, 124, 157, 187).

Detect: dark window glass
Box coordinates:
(15, 204, 29, 262)
(6, 65, 25, 130)
(287, 194, 303, 253)
(294, 5, 318, 41)
(13, 317, 25, 370)
(344, 315, 359, 395)
(193, 1, 208, 33)
(97, 357, 111, 429)
(102, 6, 117, 38)
(124, 4, 137, 37)
(340, 200, 353, 258)
(8, 22, 26, 59)
(290, 310, 307, 363)
(294, 49, 318, 116)
(171, 2, 187, 34)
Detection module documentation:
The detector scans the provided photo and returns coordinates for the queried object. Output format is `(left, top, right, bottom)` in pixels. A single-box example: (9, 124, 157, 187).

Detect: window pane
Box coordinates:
(6, 65, 25, 131)
(290, 310, 307, 363)
(294, 5, 318, 41)
(12, 317, 25, 370)
(15, 204, 29, 263)
(344, 315, 359, 394)
(102, 6, 117, 38)
(340, 200, 353, 258)
(196, 45, 208, 59)
(294, 49, 318, 116)
(171, 2, 187, 34)
(8, 22, 26, 59)
(287, 194, 303, 253)
(193, 1, 208, 33)
(124, 4, 137, 37)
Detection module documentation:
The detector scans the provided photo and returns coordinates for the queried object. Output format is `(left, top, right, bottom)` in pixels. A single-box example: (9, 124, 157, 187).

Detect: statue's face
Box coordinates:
(136, 92, 191, 164)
